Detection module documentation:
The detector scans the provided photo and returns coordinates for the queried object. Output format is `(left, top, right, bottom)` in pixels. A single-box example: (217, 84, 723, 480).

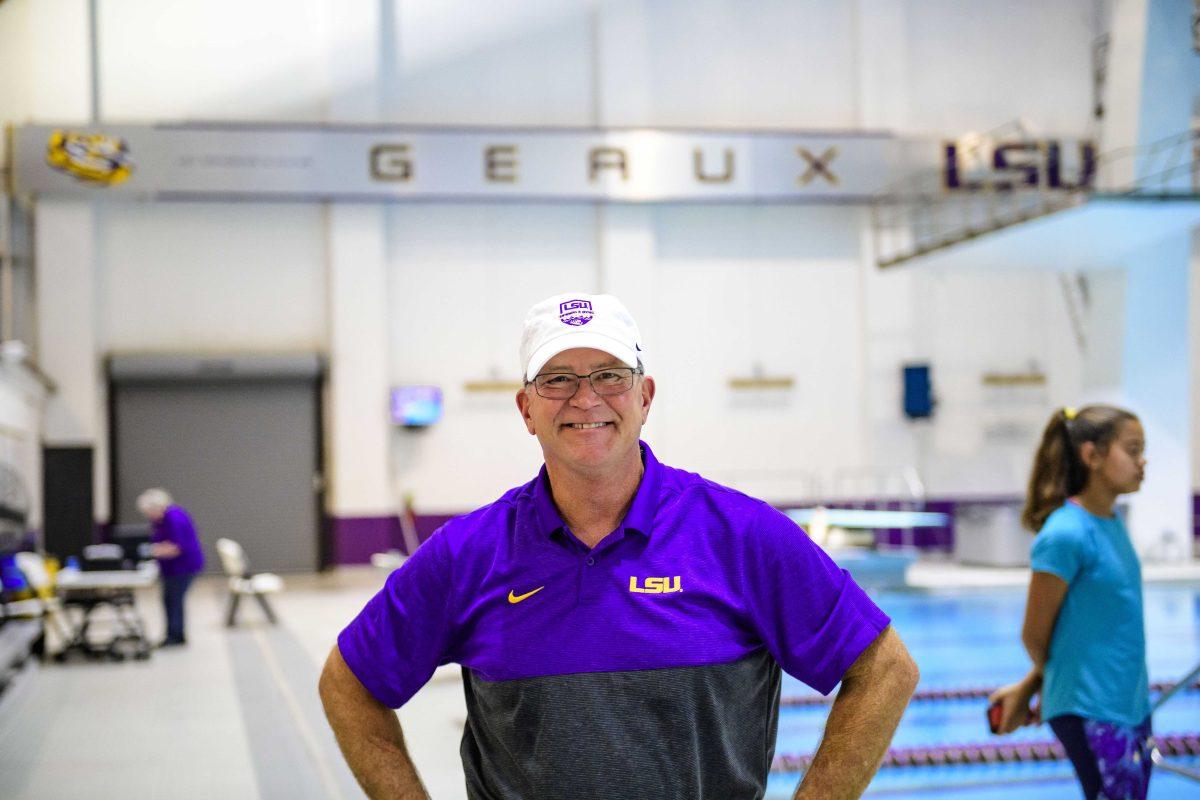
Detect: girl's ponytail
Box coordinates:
(1020, 405, 1137, 532)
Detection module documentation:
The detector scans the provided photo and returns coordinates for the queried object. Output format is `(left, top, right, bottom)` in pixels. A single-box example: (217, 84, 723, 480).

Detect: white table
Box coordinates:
(55, 562, 159, 661)
(56, 561, 160, 590)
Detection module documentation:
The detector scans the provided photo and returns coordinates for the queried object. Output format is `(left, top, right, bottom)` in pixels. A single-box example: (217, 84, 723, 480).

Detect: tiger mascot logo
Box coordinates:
(45, 130, 134, 186)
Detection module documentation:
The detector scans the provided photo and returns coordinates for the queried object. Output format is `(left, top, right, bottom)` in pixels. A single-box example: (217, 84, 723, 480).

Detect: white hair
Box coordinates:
(136, 488, 174, 515)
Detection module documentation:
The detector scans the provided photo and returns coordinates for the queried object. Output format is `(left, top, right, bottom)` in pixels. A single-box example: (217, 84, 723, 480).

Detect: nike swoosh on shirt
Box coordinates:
(507, 586, 545, 604)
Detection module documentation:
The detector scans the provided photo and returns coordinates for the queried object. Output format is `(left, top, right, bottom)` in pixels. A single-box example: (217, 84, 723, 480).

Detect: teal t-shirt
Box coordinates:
(1030, 502, 1149, 726)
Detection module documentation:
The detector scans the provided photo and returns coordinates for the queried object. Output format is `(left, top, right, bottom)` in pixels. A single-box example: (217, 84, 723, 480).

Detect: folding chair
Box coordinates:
(215, 538, 283, 627)
(11, 552, 73, 650)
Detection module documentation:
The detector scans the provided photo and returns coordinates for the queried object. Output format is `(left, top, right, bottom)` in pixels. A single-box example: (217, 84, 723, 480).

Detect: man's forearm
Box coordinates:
(319, 647, 431, 800)
(793, 627, 919, 800)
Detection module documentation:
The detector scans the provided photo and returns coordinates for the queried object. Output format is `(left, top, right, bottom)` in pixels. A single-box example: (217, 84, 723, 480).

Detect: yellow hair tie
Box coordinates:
(1063, 407, 1077, 420)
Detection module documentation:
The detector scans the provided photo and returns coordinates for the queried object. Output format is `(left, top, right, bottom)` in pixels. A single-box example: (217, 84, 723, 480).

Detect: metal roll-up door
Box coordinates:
(110, 354, 324, 573)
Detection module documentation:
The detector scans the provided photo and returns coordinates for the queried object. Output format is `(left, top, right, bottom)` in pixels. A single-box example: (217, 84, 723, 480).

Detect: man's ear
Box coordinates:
(515, 387, 536, 435)
(639, 375, 656, 423)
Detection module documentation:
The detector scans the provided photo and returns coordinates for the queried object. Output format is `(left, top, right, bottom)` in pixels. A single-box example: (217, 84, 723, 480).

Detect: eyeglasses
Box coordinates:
(527, 367, 642, 399)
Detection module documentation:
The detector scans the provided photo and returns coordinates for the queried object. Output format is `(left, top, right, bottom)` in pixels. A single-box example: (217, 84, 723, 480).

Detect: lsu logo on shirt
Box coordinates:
(629, 576, 682, 594)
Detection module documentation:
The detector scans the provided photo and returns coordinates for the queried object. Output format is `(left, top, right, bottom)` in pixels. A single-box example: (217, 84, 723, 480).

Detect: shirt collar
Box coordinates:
(531, 440, 662, 540)
(622, 441, 661, 536)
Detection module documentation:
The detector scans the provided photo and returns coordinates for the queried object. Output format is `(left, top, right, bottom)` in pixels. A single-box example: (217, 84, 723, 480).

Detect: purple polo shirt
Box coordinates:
(151, 505, 205, 577)
(339, 441, 889, 799)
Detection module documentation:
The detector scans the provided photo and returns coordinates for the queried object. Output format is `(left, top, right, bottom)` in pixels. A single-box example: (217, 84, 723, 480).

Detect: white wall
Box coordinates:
(386, 203, 597, 508)
(9, 0, 1188, 528)
(646, 205, 865, 500)
(902, 0, 1096, 136)
(0, 0, 92, 158)
(907, 268, 1086, 496)
(98, 0, 331, 122)
(388, 0, 596, 125)
(601, 1, 859, 129)
(380, 198, 1093, 510)
(78, 0, 1099, 134)
(32, 198, 328, 523)
(98, 203, 327, 352)
(0, 0, 33, 166)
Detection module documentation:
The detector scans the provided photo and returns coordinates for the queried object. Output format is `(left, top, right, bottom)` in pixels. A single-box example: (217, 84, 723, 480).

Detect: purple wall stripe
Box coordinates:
(328, 516, 401, 565)
(1194, 494, 1200, 543)
(329, 513, 459, 565)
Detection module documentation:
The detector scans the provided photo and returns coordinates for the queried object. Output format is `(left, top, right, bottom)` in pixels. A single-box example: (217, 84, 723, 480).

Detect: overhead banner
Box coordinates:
(10, 123, 921, 203)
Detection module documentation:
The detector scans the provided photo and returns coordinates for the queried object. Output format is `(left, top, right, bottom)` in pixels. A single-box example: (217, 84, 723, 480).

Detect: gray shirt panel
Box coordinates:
(459, 650, 782, 800)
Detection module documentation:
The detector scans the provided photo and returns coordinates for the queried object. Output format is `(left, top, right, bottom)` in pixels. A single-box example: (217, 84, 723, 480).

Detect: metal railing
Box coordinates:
(1150, 658, 1200, 782)
(872, 129, 1200, 269)
(827, 465, 931, 551)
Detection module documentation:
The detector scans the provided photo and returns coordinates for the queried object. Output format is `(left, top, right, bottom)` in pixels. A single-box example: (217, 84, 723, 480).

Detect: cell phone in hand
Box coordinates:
(989, 700, 1036, 734)
(987, 701, 1003, 734)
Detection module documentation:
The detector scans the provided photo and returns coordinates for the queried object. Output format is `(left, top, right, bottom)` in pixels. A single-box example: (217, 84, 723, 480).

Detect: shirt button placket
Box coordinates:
(575, 553, 596, 607)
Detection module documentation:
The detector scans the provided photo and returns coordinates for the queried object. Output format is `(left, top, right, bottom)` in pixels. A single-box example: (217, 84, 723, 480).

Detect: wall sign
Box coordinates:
(12, 123, 906, 203)
(12, 123, 1097, 204)
(942, 140, 1096, 191)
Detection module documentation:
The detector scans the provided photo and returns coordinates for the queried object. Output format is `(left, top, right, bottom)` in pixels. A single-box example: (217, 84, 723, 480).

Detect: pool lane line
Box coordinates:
(770, 731, 1200, 772)
(779, 679, 1200, 707)
(860, 772, 1078, 796)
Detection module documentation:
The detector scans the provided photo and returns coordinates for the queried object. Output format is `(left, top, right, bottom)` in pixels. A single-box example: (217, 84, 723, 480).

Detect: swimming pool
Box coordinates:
(766, 584, 1200, 798)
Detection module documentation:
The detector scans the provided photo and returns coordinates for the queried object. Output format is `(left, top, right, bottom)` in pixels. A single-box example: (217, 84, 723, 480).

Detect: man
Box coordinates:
(320, 293, 919, 800)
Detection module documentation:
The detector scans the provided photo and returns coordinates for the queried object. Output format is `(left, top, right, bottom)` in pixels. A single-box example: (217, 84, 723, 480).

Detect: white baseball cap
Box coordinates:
(520, 293, 643, 382)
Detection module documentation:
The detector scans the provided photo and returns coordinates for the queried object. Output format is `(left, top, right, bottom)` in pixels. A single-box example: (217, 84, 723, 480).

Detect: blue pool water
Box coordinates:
(766, 584, 1200, 798)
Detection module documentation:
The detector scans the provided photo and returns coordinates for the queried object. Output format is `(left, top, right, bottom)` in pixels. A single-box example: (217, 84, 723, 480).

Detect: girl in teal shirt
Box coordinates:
(990, 405, 1150, 800)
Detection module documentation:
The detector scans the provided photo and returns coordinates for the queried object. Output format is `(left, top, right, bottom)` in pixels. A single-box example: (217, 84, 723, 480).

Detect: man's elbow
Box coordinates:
(874, 637, 919, 698)
(895, 649, 920, 696)
(880, 630, 920, 698)
(847, 627, 919, 699)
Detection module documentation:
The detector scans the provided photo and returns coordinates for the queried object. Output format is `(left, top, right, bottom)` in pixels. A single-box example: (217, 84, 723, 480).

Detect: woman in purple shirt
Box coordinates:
(138, 488, 205, 646)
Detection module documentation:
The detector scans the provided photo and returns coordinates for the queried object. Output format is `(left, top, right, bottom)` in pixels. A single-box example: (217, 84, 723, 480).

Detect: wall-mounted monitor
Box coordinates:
(391, 385, 443, 427)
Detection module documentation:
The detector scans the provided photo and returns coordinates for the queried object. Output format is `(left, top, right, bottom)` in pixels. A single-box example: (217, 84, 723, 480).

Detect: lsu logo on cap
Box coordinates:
(45, 130, 134, 186)
(558, 299, 593, 327)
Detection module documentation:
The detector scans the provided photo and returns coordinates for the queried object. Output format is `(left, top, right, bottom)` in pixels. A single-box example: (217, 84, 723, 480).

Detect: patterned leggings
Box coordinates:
(1049, 714, 1153, 800)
